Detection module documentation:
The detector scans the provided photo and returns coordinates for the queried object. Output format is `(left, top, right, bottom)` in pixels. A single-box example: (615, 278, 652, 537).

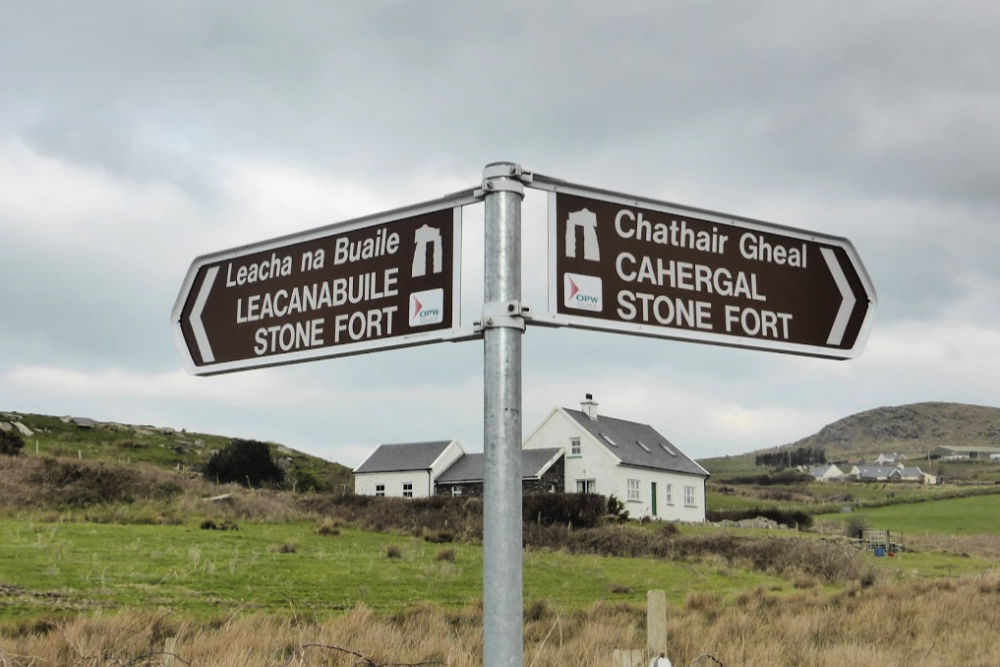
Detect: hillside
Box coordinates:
(699, 401, 1000, 477)
(0, 410, 352, 492)
(781, 401, 1000, 460)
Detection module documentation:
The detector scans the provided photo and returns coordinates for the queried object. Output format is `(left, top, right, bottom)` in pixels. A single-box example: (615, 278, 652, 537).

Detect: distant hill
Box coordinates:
(0, 411, 353, 493)
(699, 402, 1000, 476)
(780, 402, 1000, 461)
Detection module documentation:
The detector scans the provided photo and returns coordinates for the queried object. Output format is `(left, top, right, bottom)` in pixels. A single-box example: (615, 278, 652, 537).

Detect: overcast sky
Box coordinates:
(2, 2, 998, 467)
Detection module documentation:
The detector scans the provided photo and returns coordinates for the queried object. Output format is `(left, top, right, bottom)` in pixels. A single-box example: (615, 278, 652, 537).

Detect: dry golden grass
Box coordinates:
(3, 575, 1000, 666)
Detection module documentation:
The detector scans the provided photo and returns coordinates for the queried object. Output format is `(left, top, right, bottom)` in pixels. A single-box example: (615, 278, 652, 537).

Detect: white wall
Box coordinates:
(524, 408, 706, 521)
(429, 441, 465, 482)
(354, 469, 434, 498)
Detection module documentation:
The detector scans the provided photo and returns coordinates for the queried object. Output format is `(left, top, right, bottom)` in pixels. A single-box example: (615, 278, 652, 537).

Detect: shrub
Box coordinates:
(705, 507, 814, 529)
(844, 514, 869, 539)
(422, 529, 454, 543)
(384, 544, 402, 559)
(203, 439, 284, 489)
(268, 541, 297, 554)
(0, 430, 25, 456)
(435, 548, 455, 562)
(522, 492, 609, 528)
(200, 517, 218, 530)
(317, 519, 341, 536)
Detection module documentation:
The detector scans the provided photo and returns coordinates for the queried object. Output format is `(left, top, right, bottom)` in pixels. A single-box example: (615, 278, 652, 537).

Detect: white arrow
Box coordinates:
(821, 248, 855, 346)
(190, 266, 217, 363)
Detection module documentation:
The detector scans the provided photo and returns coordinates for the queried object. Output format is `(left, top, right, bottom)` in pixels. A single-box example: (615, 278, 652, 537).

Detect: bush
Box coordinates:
(0, 430, 25, 456)
(705, 507, 814, 529)
(844, 514, 869, 539)
(317, 519, 341, 536)
(268, 541, 297, 554)
(435, 548, 455, 562)
(203, 439, 284, 489)
(522, 492, 609, 528)
(384, 544, 402, 559)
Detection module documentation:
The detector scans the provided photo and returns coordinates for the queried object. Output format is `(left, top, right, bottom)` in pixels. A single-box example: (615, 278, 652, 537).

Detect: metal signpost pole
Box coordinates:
(481, 162, 526, 666)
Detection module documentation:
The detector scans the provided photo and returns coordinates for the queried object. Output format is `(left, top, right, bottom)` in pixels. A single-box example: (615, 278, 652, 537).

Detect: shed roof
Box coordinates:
(436, 448, 563, 484)
(354, 440, 455, 473)
(562, 409, 708, 478)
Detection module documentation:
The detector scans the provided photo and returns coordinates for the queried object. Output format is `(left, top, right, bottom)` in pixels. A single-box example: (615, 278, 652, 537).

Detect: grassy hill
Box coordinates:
(0, 410, 352, 493)
(699, 402, 1000, 477)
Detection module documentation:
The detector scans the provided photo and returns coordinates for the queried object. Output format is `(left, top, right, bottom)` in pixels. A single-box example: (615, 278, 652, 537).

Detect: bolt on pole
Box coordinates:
(481, 161, 525, 666)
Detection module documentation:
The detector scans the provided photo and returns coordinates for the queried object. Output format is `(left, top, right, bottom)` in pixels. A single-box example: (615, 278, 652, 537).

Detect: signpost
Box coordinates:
(172, 194, 476, 375)
(533, 177, 876, 359)
(174, 163, 876, 667)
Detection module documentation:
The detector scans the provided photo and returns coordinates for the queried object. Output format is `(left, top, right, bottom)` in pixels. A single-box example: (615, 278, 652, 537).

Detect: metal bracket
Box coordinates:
(475, 300, 531, 332)
(476, 163, 534, 198)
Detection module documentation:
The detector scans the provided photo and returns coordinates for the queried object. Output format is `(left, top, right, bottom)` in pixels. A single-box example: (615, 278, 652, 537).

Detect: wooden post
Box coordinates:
(164, 636, 176, 666)
(612, 649, 644, 667)
(647, 590, 668, 659)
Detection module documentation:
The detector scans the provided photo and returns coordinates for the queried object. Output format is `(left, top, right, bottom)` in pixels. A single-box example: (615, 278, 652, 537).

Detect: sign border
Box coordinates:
(171, 191, 480, 376)
(531, 176, 877, 360)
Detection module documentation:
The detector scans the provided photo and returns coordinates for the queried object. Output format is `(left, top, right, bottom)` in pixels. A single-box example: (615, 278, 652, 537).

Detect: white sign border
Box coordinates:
(172, 192, 478, 376)
(534, 178, 878, 360)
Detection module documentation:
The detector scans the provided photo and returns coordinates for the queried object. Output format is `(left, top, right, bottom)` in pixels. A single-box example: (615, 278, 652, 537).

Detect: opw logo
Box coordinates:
(409, 288, 444, 327)
(564, 273, 603, 312)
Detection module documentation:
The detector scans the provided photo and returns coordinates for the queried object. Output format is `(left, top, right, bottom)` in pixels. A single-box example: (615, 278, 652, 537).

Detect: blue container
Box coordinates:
(873, 546, 885, 557)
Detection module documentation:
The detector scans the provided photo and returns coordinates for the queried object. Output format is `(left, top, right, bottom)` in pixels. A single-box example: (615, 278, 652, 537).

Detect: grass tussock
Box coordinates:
(6, 578, 1000, 666)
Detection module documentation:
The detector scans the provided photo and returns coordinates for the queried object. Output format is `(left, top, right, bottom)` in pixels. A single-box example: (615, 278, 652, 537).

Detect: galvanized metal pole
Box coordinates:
(481, 161, 525, 666)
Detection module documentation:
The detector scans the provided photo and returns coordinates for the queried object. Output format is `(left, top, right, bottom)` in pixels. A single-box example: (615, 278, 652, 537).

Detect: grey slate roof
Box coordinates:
(354, 440, 454, 473)
(436, 448, 562, 484)
(562, 408, 709, 478)
(854, 465, 897, 479)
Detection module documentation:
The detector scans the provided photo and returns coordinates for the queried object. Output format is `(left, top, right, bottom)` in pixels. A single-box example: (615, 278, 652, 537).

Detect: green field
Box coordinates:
(0, 519, 794, 623)
(817, 493, 1000, 536)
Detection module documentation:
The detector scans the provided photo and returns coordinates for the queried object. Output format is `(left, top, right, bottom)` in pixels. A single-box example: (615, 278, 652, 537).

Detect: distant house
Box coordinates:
(890, 466, 937, 485)
(850, 465, 897, 482)
(522, 396, 709, 521)
(809, 464, 844, 482)
(874, 452, 906, 465)
(353, 440, 465, 498)
(930, 446, 1000, 460)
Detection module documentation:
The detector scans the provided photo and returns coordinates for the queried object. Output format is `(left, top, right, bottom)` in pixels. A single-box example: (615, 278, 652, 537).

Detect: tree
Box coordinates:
(0, 430, 24, 456)
(203, 439, 284, 488)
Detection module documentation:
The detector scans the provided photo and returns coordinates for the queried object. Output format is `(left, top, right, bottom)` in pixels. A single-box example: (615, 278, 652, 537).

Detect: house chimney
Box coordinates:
(581, 394, 599, 421)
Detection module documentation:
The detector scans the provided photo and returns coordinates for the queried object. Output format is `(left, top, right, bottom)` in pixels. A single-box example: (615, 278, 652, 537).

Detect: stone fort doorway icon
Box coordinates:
(565, 208, 600, 261)
(412, 224, 443, 277)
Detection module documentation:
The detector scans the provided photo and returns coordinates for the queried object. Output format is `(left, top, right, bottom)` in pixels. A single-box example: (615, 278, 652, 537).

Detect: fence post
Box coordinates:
(647, 590, 668, 660)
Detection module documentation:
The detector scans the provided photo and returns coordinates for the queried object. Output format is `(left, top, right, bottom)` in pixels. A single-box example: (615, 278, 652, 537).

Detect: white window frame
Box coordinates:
(375, 483, 385, 497)
(684, 485, 696, 507)
(402, 482, 413, 498)
(665, 483, 673, 505)
(451, 486, 462, 497)
(627, 478, 641, 502)
(569, 437, 581, 456)
(576, 479, 596, 494)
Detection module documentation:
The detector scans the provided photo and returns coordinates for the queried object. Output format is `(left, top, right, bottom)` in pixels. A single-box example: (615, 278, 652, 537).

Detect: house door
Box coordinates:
(651, 482, 658, 517)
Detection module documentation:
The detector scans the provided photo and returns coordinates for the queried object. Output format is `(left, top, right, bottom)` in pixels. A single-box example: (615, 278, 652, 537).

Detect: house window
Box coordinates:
(403, 482, 413, 498)
(665, 484, 673, 505)
(451, 486, 462, 497)
(576, 479, 596, 494)
(570, 437, 581, 456)
(375, 484, 385, 497)
(627, 478, 641, 502)
(684, 485, 696, 507)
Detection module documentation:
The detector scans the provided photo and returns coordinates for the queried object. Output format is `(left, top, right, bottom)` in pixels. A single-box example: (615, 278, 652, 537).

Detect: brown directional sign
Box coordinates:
(537, 181, 876, 358)
(172, 195, 475, 375)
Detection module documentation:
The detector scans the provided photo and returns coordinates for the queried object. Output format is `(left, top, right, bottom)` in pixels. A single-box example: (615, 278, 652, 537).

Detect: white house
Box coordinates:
(889, 466, 937, 485)
(353, 440, 465, 498)
(809, 464, 844, 482)
(522, 396, 709, 521)
(874, 452, 907, 465)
